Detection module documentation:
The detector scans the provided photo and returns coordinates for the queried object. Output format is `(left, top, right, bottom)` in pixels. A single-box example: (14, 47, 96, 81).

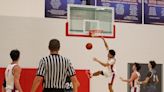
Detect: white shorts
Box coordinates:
(6, 89, 19, 92)
(131, 87, 140, 92)
(102, 70, 115, 85)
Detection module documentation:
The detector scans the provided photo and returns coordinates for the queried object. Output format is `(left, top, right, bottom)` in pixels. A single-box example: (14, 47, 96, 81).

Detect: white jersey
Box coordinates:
(130, 71, 140, 88)
(107, 58, 116, 73)
(5, 64, 17, 91)
(102, 58, 116, 78)
(130, 71, 140, 92)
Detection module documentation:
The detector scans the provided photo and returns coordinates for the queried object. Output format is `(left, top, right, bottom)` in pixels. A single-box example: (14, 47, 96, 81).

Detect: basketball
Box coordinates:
(86, 43, 93, 50)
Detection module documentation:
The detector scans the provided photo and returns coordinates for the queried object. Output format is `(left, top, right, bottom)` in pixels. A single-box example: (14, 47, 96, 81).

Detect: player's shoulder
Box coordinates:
(13, 64, 21, 71)
(8, 63, 20, 68)
(6, 64, 11, 68)
(135, 71, 140, 77)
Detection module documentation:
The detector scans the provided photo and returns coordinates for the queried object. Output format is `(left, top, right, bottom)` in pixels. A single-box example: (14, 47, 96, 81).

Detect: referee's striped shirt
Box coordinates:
(37, 54, 75, 89)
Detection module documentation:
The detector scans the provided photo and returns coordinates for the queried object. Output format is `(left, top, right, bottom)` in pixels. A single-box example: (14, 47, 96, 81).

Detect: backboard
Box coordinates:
(66, 4, 115, 38)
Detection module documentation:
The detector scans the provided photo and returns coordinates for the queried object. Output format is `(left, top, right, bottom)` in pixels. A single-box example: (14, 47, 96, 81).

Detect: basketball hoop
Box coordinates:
(66, 4, 115, 38)
(88, 29, 104, 37)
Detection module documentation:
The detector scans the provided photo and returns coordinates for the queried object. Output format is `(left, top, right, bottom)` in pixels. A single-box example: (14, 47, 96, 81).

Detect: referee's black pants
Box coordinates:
(43, 88, 65, 92)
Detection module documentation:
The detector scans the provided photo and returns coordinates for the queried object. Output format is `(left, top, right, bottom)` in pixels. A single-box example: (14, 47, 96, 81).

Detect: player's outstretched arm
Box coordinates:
(139, 75, 159, 85)
(139, 72, 151, 85)
(93, 57, 110, 67)
(139, 77, 149, 85)
(101, 37, 109, 50)
(120, 72, 137, 83)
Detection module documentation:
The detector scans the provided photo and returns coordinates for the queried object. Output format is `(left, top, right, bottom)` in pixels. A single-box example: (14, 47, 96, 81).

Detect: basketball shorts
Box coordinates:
(101, 70, 115, 85)
(131, 87, 140, 92)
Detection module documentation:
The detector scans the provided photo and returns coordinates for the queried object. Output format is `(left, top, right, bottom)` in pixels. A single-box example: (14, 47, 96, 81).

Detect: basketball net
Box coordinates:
(88, 29, 103, 37)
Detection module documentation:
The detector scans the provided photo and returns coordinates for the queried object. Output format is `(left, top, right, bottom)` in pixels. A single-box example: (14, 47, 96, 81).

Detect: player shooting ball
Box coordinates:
(89, 37, 116, 92)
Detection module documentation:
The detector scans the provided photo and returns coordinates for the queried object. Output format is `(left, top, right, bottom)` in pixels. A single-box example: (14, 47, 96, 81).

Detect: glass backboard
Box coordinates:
(66, 4, 115, 38)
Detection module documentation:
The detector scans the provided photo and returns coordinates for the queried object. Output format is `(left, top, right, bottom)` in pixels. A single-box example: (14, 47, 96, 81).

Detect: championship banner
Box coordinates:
(97, 0, 142, 23)
(45, 0, 95, 18)
(144, 0, 164, 25)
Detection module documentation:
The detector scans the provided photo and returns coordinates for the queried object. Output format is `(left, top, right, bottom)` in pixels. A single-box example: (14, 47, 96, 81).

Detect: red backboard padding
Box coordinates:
(0, 68, 90, 92)
(0, 68, 5, 91)
(65, 22, 116, 38)
(75, 70, 90, 92)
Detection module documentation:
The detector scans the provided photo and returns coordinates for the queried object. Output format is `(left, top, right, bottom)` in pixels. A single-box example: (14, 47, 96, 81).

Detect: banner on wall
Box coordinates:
(96, 0, 142, 23)
(144, 0, 164, 25)
(45, 0, 95, 18)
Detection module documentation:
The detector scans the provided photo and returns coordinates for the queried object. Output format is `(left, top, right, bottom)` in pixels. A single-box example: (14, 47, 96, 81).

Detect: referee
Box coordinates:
(31, 39, 80, 92)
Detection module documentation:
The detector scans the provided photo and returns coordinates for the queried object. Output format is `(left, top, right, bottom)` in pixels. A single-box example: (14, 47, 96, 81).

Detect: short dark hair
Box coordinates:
(109, 49, 116, 57)
(10, 49, 20, 61)
(149, 61, 156, 69)
(49, 39, 60, 51)
(134, 63, 141, 71)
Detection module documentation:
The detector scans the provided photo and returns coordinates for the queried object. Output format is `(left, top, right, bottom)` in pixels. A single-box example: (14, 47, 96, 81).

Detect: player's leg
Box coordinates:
(5, 89, 12, 92)
(92, 71, 104, 76)
(108, 84, 113, 92)
(108, 73, 115, 92)
(87, 70, 103, 78)
(130, 87, 134, 92)
(137, 87, 140, 92)
(131, 87, 140, 92)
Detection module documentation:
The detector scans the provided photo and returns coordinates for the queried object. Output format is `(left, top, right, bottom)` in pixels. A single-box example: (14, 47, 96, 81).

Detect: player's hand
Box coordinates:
(136, 81, 140, 85)
(93, 57, 98, 62)
(101, 36, 105, 40)
(119, 77, 124, 81)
